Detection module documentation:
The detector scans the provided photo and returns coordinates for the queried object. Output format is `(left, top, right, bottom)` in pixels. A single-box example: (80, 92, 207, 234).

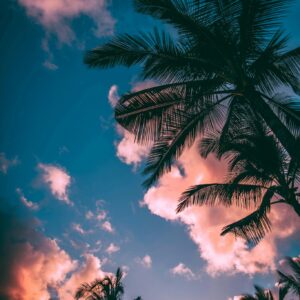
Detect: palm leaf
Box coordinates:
(177, 183, 263, 212)
(221, 188, 274, 244)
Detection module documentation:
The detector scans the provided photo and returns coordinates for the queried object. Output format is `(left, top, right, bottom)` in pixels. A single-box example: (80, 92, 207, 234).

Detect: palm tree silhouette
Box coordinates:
(177, 114, 300, 244)
(75, 268, 125, 300)
(239, 285, 275, 300)
(85, 0, 300, 188)
(277, 256, 300, 300)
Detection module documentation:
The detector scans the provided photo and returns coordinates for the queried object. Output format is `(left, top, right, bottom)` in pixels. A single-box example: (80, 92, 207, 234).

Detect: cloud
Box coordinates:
(16, 188, 39, 210)
(0, 210, 109, 300)
(109, 81, 157, 169)
(115, 125, 150, 168)
(135, 255, 152, 269)
(18, 0, 115, 44)
(105, 243, 120, 255)
(43, 60, 58, 71)
(0, 153, 19, 174)
(108, 85, 119, 108)
(140, 143, 300, 276)
(38, 163, 72, 205)
(71, 223, 91, 235)
(101, 220, 114, 233)
(57, 253, 109, 300)
(170, 263, 197, 280)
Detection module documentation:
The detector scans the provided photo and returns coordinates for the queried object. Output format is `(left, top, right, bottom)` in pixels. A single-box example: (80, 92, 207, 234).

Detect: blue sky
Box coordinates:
(1, 1, 300, 299)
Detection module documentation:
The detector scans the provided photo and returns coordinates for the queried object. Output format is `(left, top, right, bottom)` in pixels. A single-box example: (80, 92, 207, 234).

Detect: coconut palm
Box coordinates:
(238, 285, 275, 300)
(277, 256, 300, 299)
(75, 268, 143, 300)
(85, 0, 300, 188)
(75, 268, 124, 300)
(177, 112, 300, 244)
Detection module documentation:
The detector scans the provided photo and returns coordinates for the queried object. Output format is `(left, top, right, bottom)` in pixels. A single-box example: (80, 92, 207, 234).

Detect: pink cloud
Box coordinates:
(170, 263, 197, 280)
(115, 125, 150, 168)
(135, 255, 152, 269)
(140, 144, 300, 276)
(101, 220, 114, 233)
(72, 223, 92, 235)
(18, 0, 115, 44)
(57, 253, 110, 300)
(0, 212, 110, 300)
(108, 84, 119, 108)
(16, 188, 39, 210)
(38, 163, 72, 205)
(105, 243, 120, 255)
(110, 81, 157, 169)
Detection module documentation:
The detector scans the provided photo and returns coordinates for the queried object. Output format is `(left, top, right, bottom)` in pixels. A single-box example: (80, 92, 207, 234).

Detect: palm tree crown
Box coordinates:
(75, 268, 124, 300)
(177, 114, 300, 244)
(239, 285, 275, 300)
(85, 0, 300, 188)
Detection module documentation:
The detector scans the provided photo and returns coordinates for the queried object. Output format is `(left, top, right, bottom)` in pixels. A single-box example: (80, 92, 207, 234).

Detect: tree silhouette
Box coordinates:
(277, 256, 300, 299)
(238, 285, 275, 300)
(85, 0, 300, 189)
(75, 268, 143, 300)
(177, 113, 300, 244)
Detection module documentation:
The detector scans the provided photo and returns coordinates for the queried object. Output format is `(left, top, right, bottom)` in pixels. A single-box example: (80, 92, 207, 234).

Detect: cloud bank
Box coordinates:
(0, 210, 109, 300)
(140, 144, 300, 276)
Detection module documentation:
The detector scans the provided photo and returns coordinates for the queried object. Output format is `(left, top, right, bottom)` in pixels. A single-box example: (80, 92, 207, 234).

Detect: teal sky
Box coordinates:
(1, 1, 300, 300)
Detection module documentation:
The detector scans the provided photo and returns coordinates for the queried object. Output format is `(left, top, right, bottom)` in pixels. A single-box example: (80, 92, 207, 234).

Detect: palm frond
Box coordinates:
(221, 188, 273, 244)
(115, 79, 227, 143)
(143, 95, 227, 188)
(177, 183, 263, 212)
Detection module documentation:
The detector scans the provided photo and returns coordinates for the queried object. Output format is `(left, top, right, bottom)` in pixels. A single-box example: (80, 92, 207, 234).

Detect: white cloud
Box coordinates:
(16, 188, 39, 210)
(108, 84, 119, 108)
(105, 243, 120, 255)
(38, 163, 72, 205)
(18, 0, 115, 44)
(170, 263, 197, 280)
(101, 220, 114, 233)
(0, 153, 19, 174)
(135, 255, 152, 269)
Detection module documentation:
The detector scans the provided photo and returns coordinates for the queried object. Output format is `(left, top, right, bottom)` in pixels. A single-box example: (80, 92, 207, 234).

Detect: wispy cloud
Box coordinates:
(105, 243, 120, 255)
(71, 223, 92, 235)
(0, 153, 19, 174)
(16, 188, 39, 210)
(18, 0, 115, 44)
(170, 263, 197, 280)
(101, 220, 114, 233)
(135, 255, 152, 269)
(38, 163, 73, 205)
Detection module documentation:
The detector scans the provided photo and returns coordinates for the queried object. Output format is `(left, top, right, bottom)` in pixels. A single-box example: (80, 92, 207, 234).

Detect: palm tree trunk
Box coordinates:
(252, 94, 299, 161)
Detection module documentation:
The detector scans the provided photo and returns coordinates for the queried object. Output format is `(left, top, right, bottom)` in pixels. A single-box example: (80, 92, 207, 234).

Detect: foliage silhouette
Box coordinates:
(177, 114, 300, 244)
(75, 268, 142, 300)
(238, 285, 275, 300)
(277, 256, 300, 299)
(85, 0, 300, 189)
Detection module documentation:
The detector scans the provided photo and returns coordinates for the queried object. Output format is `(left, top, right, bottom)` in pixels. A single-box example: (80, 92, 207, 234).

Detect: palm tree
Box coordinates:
(238, 285, 275, 300)
(85, 0, 300, 188)
(75, 268, 124, 300)
(75, 268, 143, 300)
(277, 256, 300, 299)
(177, 115, 300, 244)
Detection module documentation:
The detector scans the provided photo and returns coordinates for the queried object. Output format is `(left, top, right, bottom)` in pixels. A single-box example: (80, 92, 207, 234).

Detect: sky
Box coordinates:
(0, 1, 300, 300)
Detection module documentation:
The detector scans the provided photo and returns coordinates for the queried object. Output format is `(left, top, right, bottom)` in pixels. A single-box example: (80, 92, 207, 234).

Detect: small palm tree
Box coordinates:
(239, 285, 275, 300)
(75, 268, 124, 300)
(277, 256, 300, 299)
(85, 0, 300, 189)
(177, 116, 300, 244)
(75, 268, 142, 300)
